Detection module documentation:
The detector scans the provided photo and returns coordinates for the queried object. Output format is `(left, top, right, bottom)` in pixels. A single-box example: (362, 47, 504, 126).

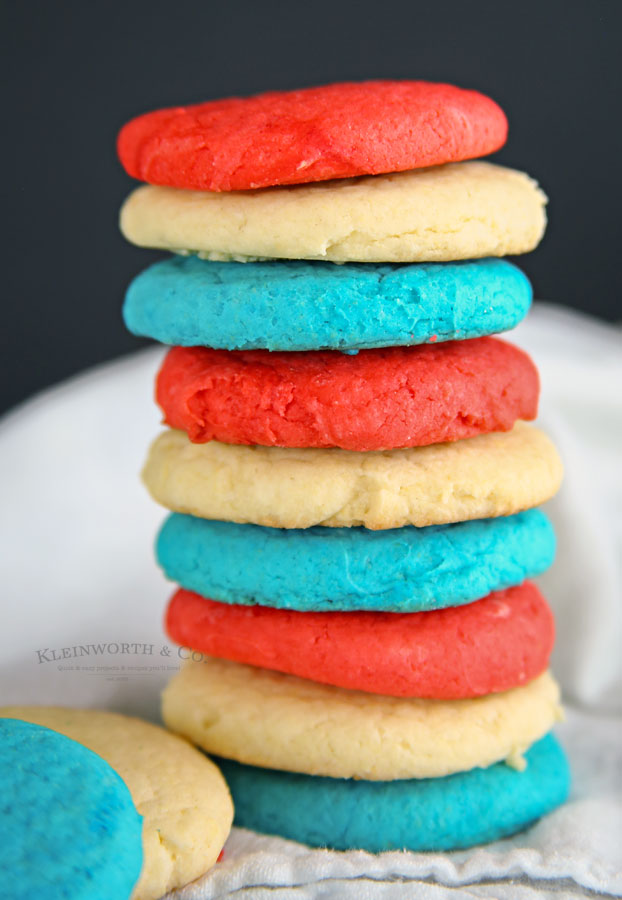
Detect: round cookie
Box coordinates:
(162, 661, 562, 780)
(157, 509, 556, 612)
(166, 582, 554, 699)
(0, 718, 143, 900)
(118, 81, 507, 191)
(156, 339, 539, 451)
(123, 257, 533, 351)
(143, 422, 563, 530)
(0, 708, 233, 900)
(119, 162, 547, 263)
(219, 733, 570, 851)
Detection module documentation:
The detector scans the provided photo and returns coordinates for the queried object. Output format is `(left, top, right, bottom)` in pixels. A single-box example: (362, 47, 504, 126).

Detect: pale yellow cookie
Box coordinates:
(142, 422, 563, 530)
(119, 161, 547, 263)
(0, 707, 233, 900)
(162, 660, 562, 780)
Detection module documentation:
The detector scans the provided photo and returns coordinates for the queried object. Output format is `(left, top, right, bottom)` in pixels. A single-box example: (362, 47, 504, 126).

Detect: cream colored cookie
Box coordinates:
(0, 707, 233, 900)
(120, 161, 547, 263)
(162, 659, 562, 780)
(142, 422, 563, 530)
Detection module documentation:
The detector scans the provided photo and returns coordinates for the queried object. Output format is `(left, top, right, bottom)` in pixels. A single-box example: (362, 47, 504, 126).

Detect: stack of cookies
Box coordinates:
(118, 81, 570, 852)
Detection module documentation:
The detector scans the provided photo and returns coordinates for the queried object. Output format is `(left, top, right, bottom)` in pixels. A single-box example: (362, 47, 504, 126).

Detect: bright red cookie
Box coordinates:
(166, 583, 554, 699)
(117, 81, 508, 191)
(156, 338, 539, 451)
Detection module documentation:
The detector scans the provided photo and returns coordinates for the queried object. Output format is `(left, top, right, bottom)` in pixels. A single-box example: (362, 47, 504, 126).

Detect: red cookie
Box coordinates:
(166, 583, 554, 699)
(117, 81, 508, 191)
(156, 338, 539, 451)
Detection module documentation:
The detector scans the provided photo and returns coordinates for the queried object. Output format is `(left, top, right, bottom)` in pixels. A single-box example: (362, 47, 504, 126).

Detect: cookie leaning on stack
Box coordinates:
(118, 80, 570, 851)
(0, 718, 143, 900)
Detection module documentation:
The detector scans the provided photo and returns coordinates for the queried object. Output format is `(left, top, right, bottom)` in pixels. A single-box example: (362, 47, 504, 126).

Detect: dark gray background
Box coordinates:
(2, 0, 620, 415)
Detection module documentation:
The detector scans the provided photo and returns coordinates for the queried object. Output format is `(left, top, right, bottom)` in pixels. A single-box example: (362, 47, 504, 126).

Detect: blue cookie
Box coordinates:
(0, 719, 143, 900)
(156, 509, 555, 612)
(217, 733, 570, 852)
(124, 256, 532, 351)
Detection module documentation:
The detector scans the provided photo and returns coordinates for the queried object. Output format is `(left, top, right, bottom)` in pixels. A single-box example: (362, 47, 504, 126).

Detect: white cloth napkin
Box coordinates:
(0, 303, 620, 898)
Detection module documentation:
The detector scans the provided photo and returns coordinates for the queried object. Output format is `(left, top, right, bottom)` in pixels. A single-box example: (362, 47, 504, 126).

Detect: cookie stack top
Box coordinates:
(119, 81, 545, 266)
(118, 81, 509, 190)
(119, 80, 560, 527)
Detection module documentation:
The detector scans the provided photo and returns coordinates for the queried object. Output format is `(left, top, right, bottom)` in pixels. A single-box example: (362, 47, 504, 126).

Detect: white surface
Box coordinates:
(0, 303, 620, 898)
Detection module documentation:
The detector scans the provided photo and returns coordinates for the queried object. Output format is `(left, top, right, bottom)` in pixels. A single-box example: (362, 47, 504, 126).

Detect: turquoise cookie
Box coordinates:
(0, 718, 143, 899)
(218, 733, 570, 852)
(124, 256, 531, 351)
(156, 509, 555, 612)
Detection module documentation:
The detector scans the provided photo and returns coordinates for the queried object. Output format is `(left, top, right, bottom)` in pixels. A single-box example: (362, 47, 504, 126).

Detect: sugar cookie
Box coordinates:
(118, 81, 507, 191)
(167, 582, 554, 698)
(162, 661, 562, 780)
(157, 338, 538, 450)
(219, 733, 569, 851)
(143, 422, 563, 529)
(124, 256, 532, 351)
(120, 162, 547, 263)
(0, 718, 142, 900)
(157, 509, 555, 612)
